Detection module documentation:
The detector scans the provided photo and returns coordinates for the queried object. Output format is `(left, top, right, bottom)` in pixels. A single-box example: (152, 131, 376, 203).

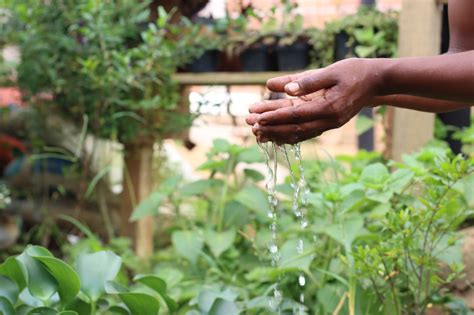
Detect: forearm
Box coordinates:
(373, 50, 474, 103)
(372, 95, 471, 113)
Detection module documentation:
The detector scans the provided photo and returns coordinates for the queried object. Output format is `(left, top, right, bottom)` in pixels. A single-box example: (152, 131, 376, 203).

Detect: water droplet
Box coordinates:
(269, 243, 278, 254)
(297, 239, 304, 254)
(301, 218, 309, 229)
(298, 275, 306, 287)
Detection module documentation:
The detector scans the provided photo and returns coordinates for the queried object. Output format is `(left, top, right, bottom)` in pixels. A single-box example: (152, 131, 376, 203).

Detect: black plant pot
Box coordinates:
(186, 50, 219, 73)
(334, 32, 355, 61)
(240, 44, 273, 72)
(275, 42, 310, 71)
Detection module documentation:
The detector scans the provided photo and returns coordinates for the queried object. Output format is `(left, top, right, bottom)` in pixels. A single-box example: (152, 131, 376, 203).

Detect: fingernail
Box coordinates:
(259, 119, 267, 125)
(286, 82, 300, 94)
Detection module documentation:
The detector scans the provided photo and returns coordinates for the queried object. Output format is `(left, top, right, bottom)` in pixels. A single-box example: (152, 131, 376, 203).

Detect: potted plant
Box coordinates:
(324, 7, 399, 61)
(184, 16, 226, 73)
(225, 4, 278, 72)
(273, 0, 313, 71)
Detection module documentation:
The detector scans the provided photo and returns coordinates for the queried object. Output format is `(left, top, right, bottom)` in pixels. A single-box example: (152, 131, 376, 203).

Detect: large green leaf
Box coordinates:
(237, 146, 263, 163)
(279, 239, 315, 272)
(76, 251, 122, 302)
(360, 163, 389, 188)
(223, 201, 249, 228)
(0, 257, 27, 291)
(387, 169, 414, 194)
(118, 292, 159, 315)
(0, 275, 19, 305)
(130, 192, 165, 221)
(204, 229, 236, 258)
(130, 175, 181, 221)
(27, 307, 58, 314)
(0, 296, 15, 315)
(179, 179, 223, 197)
(29, 247, 81, 304)
(134, 275, 177, 311)
(16, 247, 58, 302)
(234, 186, 270, 215)
(64, 298, 91, 315)
(197, 289, 238, 313)
(171, 230, 204, 263)
(209, 298, 240, 315)
(324, 216, 365, 248)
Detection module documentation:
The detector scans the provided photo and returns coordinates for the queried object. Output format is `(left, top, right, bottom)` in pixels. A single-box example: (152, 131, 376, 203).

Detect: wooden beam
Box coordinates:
(387, 0, 443, 161)
(173, 72, 296, 86)
(122, 139, 155, 258)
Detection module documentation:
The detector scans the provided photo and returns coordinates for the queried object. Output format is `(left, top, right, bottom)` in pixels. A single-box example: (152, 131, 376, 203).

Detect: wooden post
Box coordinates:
(386, 0, 442, 160)
(122, 138, 155, 258)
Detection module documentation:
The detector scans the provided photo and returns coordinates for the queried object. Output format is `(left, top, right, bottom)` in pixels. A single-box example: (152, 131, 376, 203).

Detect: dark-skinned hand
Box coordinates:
(246, 58, 381, 144)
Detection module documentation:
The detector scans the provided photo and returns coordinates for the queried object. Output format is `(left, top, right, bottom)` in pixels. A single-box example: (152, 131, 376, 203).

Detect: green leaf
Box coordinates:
(130, 192, 165, 221)
(0, 257, 27, 291)
(118, 293, 159, 315)
(179, 179, 223, 197)
(279, 239, 315, 272)
(324, 216, 365, 248)
(317, 285, 347, 314)
(209, 298, 240, 315)
(58, 312, 78, 315)
(243, 168, 265, 182)
(355, 45, 377, 58)
(223, 201, 249, 228)
(106, 305, 130, 315)
(0, 275, 19, 305)
(76, 251, 122, 302)
(360, 163, 389, 188)
(105, 281, 129, 294)
(387, 169, 414, 194)
(212, 139, 232, 153)
(27, 307, 58, 315)
(16, 247, 58, 302)
(234, 186, 270, 215)
(29, 248, 81, 303)
(198, 289, 238, 313)
(204, 229, 236, 258)
(134, 275, 177, 311)
(237, 146, 263, 163)
(64, 298, 91, 315)
(171, 230, 204, 263)
(356, 114, 375, 135)
(0, 296, 15, 315)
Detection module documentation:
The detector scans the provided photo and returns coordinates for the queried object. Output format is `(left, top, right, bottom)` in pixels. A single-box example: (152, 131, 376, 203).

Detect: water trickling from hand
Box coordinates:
(260, 141, 309, 314)
(260, 142, 282, 312)
(283, 144, 309, 315)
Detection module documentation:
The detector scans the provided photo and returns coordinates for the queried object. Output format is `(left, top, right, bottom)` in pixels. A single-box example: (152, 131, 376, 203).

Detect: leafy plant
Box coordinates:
(128, 139, 473, 314)
(309, 7, 398, 67)
(0, 245, 175, 315)
(3, 1, 207, 142)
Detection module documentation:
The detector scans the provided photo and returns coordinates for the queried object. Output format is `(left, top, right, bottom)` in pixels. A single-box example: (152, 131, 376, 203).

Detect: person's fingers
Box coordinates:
(255, 119, 337, 144)
(246, 113, 259, 125)
(284, 69, 336, 97)
(249, 98, 305, 114)
(256, 97, 335, 126)
(266, 69, 318, 92)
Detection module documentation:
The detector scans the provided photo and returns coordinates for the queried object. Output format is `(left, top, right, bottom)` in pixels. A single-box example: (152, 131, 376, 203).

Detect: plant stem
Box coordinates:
(217, 155, 233, 231)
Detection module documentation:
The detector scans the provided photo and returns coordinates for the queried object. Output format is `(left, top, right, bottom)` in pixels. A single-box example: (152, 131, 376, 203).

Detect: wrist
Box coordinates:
(365, 58, 394, 97)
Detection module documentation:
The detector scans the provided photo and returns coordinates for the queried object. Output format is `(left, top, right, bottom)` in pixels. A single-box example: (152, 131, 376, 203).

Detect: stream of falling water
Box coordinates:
(260, 141, 309, 315)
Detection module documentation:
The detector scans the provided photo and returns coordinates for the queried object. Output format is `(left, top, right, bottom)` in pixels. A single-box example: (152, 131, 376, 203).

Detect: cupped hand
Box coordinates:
(246, 58, 381, 144)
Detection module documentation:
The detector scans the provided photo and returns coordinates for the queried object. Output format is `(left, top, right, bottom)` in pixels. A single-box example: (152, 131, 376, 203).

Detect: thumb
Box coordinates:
(284, 68, 335, 96)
